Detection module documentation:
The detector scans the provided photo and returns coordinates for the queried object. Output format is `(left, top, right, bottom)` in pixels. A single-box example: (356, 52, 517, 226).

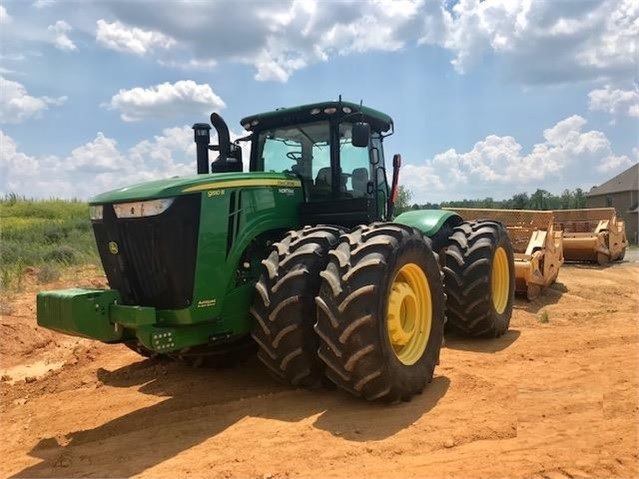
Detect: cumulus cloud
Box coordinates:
(96, 0, 430, 81)
(105, 80, 225, 122)
(94, 0, 636, 83)
(0, 76, 67, 124)
(0, 126, 250, 199)
(96, 19, 176, 56)
(47, 20, 77, 51)
(588, 85, 639, 118)
(402, 114, 633, 203)
(423, 0, 638, 83)
(0, 5, 11, 24)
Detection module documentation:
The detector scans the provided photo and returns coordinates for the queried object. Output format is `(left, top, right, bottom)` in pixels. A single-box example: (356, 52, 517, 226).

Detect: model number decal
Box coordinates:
(207, 190, 225, 197)
(197, 299, 217, 308)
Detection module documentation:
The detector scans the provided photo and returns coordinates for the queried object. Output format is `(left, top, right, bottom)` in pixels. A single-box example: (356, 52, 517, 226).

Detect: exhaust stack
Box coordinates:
(192, 123, 211, 174)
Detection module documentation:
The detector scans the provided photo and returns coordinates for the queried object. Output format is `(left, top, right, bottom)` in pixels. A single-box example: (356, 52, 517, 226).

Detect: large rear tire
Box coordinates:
(443, 220, 515, 337)
(315, 223, 445, 403)
(250, 225, 343, 389)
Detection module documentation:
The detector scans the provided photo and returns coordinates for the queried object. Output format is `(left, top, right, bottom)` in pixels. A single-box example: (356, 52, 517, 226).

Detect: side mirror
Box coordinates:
(352, 122, 370, 148)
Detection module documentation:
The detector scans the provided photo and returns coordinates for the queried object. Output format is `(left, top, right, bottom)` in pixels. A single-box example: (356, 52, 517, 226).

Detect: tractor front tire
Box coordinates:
(315, 223, 445, 403)
(251, 225, 343, 389)
(443, 220, 515, 337)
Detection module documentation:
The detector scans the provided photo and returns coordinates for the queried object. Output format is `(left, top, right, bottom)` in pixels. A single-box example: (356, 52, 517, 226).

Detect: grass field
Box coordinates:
(0, 196, 100, 290)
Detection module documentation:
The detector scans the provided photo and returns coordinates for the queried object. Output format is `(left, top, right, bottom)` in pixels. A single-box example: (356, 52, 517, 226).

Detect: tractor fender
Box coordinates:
(394, 209, 462, 238)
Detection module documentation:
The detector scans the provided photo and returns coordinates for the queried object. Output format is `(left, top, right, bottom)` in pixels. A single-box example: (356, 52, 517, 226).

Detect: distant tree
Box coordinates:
(530, 189, 552, 210)
(420, 202, 441, 210)
(573, 188, 586, 208)
(478, 197, 495, 208)
(511, 193, 529, 210)
(395, 185, 413, 215)
(546, 194, 561, 210)
(560, 189, 572, 210)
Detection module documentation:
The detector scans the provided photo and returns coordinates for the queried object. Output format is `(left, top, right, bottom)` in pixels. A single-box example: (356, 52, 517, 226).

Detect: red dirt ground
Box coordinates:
(1, 260, 637, 478)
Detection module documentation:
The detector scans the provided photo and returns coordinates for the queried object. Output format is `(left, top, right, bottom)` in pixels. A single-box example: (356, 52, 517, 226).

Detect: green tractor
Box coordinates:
(37, 100, 515, 402)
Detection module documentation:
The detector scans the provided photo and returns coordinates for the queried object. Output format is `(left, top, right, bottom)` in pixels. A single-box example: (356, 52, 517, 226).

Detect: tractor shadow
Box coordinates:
(444, 329, 521, 353)
(14, 356, 449, 478)
(513, 281, 566, 314)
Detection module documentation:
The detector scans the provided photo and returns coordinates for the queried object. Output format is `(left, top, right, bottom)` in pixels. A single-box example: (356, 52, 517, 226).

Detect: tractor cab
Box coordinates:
(242, 101, 395, 227)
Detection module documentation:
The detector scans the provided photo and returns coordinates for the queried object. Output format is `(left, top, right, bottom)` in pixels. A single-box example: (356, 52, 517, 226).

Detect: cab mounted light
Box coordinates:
(113, 198, 175, 219)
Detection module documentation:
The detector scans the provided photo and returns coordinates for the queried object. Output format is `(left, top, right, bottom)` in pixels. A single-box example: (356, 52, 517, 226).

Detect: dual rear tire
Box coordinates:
(314, 223, 445, 402)
(252, 223, 445, 402)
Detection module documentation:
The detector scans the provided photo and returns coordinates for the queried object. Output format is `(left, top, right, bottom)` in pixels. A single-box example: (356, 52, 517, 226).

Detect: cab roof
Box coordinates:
(240, 100, 393, 133)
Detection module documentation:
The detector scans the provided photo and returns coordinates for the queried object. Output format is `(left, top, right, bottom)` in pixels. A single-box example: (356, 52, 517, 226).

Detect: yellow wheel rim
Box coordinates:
(491, 246, 510, 314)
(386, 263, 432, 366)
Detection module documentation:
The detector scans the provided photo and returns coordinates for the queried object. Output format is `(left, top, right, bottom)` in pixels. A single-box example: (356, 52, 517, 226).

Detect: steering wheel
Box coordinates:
(286, 151, 303, 161)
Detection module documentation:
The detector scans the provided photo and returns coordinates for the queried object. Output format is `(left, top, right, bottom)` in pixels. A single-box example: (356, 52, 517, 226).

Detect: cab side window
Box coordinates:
(339, 123, 371, 198)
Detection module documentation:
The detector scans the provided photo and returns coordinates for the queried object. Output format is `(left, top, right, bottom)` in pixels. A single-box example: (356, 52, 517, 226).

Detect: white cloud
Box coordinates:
(588, 85, 639, 118)
(33, 0, 56, 7)
(47, 20, 77, 51)
(0, 76, 67, 124)
(0, 125, 250, 199)
(596, 155, 634, 174)
(66, 132, 127, 172)
(0, 5, 11, 24)
(96, 19, 176, 56)
(420, 0, 637, 84)
(95, 0, 636, 83)
(403, 114, 633, 203)
(105, 80, 225, 122)
(94, 0, 428, 82)
(0, 130, 39, 175)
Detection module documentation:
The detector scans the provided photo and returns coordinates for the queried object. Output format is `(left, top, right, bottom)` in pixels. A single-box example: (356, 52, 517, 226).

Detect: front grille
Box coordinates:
(93, 195, 201, 309)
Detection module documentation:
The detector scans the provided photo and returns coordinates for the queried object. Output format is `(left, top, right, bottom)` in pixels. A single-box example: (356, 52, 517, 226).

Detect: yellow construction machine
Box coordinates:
(445, 208, 564, 300)
(553, 208, 628, 264)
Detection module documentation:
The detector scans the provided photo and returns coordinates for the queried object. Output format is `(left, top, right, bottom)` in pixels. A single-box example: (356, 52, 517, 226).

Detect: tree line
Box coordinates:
(396, 186, 588, 214)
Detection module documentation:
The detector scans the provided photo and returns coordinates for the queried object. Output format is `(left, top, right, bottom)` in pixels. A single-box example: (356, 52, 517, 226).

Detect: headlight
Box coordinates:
(89, 205, 103, 220)
(113, 198, 175, 219)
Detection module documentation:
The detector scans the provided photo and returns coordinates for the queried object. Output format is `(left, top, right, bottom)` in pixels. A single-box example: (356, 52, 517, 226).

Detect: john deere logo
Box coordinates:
(108, 241, 119, 254)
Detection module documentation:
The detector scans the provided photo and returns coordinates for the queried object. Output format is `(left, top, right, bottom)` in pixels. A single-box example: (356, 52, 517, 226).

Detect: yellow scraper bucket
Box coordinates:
(553, 208, 628, 264)
(445, 208, 564, 300)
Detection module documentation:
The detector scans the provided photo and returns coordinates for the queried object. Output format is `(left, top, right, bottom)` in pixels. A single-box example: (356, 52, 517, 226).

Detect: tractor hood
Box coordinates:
(89, 172, 301, 204)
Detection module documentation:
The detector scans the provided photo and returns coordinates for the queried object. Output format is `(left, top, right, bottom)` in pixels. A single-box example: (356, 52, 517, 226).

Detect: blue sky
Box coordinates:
(1, 0, 637, 204)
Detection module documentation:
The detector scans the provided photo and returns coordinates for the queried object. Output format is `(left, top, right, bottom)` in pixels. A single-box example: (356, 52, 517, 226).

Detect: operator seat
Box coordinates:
(315, 167, 332, 187)
(312, 167, 332, 200)
(351, 168, 369, 197)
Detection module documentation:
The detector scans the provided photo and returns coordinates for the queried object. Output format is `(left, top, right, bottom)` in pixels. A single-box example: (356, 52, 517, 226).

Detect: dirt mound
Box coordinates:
(0, 265, 106, 373)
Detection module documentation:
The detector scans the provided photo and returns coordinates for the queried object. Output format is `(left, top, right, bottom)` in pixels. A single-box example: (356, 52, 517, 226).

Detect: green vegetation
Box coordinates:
(537, 310, 550, 324)
(410, 188, 588, 211)
(0, 195, 100, 290)
(395, 185, 413, 215)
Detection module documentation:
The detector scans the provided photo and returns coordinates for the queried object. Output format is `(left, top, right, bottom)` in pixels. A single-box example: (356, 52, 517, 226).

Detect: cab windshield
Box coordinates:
(255, 121, 373, 201)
